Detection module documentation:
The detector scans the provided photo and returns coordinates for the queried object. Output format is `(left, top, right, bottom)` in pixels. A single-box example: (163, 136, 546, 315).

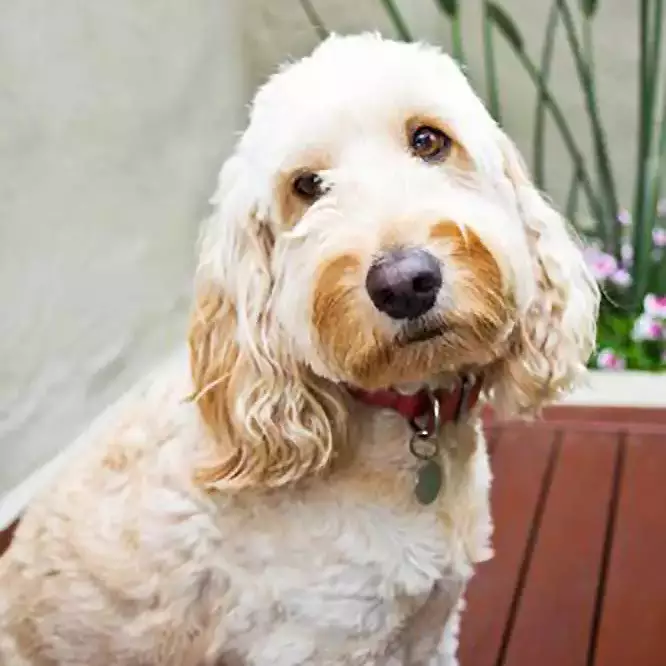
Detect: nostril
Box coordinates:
(412, 272, 439, 294)
(374, 287, 396, 307)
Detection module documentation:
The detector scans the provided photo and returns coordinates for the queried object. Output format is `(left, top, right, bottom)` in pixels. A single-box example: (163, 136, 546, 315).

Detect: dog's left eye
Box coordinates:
(293, 171, 327, 202)
(410, 126, 452, 162)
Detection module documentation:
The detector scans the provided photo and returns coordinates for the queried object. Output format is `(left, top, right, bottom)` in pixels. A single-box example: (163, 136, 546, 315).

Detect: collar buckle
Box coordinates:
(407, 387, 441, 440)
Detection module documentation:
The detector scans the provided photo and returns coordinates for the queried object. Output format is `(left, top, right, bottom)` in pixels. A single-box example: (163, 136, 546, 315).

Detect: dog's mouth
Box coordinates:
(398, 322, 449, 346)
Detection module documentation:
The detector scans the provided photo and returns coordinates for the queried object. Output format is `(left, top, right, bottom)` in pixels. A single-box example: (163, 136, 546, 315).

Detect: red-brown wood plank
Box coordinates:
(542, 406, 666, 425)
(0, 519, 19, 558)
(483, 406, 666, 435)
(460, 424, 555, 666)
(594, 433, 666, 666)
(502, 430, 619, 666)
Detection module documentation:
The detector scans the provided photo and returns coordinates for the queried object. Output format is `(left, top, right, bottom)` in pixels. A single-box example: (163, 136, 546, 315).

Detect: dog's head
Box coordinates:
(189, 34, 599, 489)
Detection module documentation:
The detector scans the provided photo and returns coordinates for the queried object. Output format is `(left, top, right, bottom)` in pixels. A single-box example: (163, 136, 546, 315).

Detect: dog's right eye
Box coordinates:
(293, 172, 326, 202)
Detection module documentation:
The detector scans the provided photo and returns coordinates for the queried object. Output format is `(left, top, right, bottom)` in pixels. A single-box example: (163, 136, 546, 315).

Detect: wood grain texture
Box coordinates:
(593, 433, 666, 666)
(501, 431, 618, 666)
(459, 426, 555, 666)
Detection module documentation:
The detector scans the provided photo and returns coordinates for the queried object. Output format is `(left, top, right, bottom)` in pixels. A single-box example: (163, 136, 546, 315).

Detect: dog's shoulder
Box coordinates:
(2, 347, 206, 580)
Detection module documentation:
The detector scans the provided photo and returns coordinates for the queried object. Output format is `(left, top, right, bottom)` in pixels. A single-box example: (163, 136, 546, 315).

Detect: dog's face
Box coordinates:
(257, 37, 528, 389)
(190, 34, 599, 489)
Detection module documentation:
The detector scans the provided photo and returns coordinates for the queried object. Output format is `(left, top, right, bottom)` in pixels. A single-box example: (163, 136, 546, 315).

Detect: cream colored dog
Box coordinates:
(0, 33, 598, 665)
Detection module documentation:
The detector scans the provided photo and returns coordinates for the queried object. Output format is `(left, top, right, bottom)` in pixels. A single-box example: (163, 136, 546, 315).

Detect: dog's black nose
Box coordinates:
(366, 248, 442, 320)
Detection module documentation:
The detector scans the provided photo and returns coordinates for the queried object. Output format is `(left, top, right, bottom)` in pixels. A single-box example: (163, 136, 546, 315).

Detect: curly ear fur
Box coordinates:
(189, 155, 348, 491)
(489, 135, 600, 417)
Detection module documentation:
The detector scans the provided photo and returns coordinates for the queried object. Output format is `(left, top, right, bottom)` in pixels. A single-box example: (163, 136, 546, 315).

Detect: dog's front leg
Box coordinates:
(421, 602, 463, 666)
(405, 586, 464, 666)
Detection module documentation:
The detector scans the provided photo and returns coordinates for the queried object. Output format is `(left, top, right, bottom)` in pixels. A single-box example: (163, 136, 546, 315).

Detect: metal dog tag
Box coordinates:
(415, 458, 443, 505)
(408, 391, 443, 505)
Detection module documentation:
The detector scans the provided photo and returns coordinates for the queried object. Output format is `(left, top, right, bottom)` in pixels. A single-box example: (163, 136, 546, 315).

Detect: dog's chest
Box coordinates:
(197, 419, 491, 663)
(208, 484, 471, 663)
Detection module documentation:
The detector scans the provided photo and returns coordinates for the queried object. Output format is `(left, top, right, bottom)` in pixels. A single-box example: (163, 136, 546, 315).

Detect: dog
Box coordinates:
(0, 33, 598, 665)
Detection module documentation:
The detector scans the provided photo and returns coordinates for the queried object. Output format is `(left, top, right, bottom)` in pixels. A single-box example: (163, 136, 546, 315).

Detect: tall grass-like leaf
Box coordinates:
(299, 0, 329, 40)
(645, 0, 664, 229)
(482, 1, 501, 122)
(566, 167, 581, 221)
(582, 11, 595, 68)
(649, 0, 664, 72)
(379, 0, 413, 42)
(435, 0, 458, 15)
(645, 67, 666, 266)
(656, 110, 666, 298)
(487, 3, 607, 238)
(580, 0, 599, 17)
(432, 0, 466, 69)
(449, 12, 467, 67)
(533, 1, 560, 189)
(633, 0, 664, 303)
(486, 2, 523, 51)
(555, 0, 620, 256)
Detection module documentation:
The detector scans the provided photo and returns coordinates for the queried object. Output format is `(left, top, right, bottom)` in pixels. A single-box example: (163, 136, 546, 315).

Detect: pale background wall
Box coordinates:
(0, 0, 245, 493)
(0, 0, 658, 496)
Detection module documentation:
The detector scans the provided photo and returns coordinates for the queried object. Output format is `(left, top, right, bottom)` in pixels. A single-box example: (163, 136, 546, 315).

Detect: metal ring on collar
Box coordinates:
(408, 387, 441, 439)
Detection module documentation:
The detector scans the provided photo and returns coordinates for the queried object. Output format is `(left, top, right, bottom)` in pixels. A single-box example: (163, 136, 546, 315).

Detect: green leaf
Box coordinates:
(299, 0, 329, 40)
(415, 460, 442, 505)
(487, 2, 524, 52)
(533, 1, 560, 189)
(580, 0, 600, 17)
(566, 167, 581, 220)
(435, 0, 459, 17)
(379, 0, 413, 42)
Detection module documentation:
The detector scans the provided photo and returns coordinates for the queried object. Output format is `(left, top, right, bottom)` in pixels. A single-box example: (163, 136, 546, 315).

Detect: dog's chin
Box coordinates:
(314, 310, 512, 391)
(398, 323, 449, 346)
(344, 322, 510, 391)
(336, 328, 461, 390)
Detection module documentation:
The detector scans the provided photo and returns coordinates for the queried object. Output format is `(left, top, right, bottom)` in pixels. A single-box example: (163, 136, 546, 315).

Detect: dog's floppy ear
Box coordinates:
(188, 153, 347, 491)
(489, 134, 599, 417)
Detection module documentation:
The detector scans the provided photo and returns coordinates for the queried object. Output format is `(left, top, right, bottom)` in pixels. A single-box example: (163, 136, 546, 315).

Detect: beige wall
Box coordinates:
(0, 0, 245, 493)
(0, 0, 660, 496)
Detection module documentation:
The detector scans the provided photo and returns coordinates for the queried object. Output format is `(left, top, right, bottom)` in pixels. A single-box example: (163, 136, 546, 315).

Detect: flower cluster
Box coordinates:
(584, 201, 666, 372)
(632, 294, 666, 341)
(596, 294, 666, 370)
(583, 206, 666, 289)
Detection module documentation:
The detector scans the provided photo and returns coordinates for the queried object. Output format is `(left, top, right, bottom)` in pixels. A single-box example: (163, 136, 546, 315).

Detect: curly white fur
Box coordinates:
(0, 33, 598, 665)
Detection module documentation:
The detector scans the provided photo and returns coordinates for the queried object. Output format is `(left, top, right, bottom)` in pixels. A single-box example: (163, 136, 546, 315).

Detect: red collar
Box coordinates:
(347, 376, 483, 427)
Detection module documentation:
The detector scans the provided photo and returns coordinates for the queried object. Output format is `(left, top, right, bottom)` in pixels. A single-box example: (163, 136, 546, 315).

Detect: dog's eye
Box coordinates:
(293, 171, 327, 202)
(410, 126, 452, 162)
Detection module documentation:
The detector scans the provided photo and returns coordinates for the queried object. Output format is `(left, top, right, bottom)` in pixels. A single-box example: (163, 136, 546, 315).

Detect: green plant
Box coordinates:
(299, 0, 666, 370)
(469, 0, 666, 370)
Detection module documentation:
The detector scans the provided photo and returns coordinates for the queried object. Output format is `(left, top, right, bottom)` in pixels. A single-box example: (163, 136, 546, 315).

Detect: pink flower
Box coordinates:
(597, 348, 626, 370)
(584, 248, 617, 281)
(617, 209, 632, 226)
(621, 242, 633, 266)
(610, 268, 632, 287)
(652, 228, 666, 247)
(644, 294, 666, 319)
(632, 313, 664, 341)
